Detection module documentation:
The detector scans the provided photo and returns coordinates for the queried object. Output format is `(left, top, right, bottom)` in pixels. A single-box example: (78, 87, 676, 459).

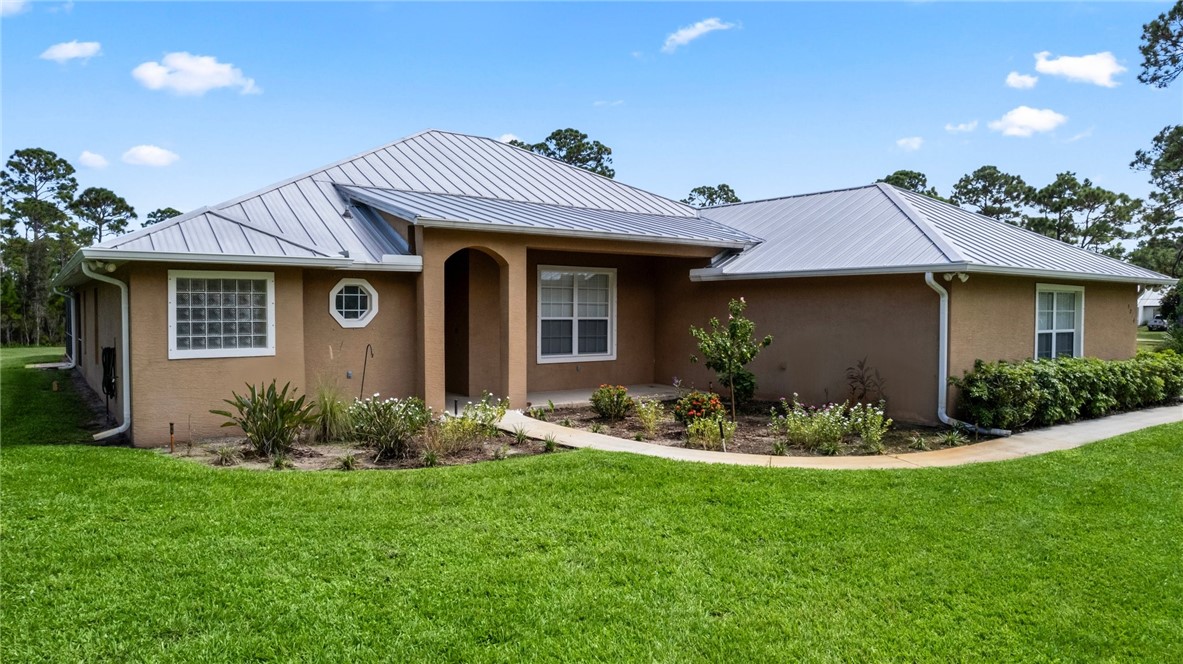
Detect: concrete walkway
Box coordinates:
(498, 403, 1183, 469)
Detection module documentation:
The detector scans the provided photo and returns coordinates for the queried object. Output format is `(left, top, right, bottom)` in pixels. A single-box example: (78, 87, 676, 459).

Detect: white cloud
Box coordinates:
(896, 136, 924, 151)
(1034, 51, 1126, 87)
(78, 151, 108, 168)
(40, 40, 101, 63)
(661, 17, 736, 54)
(122, 145, 180, 167)
(132, 52, 260, 96)
(594, 100, 624, 107)
(944, 120, 978, 133)
(988, 106, 1067, 137)
(1, 0, 29, 17)
(1005, 71, 1038, 89)
(1066, 127, 1094, 143)
(497, 134, 521, 144)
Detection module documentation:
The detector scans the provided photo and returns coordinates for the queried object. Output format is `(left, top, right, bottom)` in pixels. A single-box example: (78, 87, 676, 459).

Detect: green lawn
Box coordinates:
(1137, 327, 1168, 351)
(3, 348, 1182, 662)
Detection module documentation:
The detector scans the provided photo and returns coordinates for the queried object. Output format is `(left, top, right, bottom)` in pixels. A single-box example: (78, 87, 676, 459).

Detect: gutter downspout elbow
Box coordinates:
(80, 262, 131, 441)
(52, 287, 77, 370)
(924, 272, 1011, 437)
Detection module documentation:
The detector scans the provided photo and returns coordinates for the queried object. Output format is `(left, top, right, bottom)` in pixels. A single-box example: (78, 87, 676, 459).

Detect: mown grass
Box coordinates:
(2, 348, 1182, 662)
(1137, 327, 1168, 351)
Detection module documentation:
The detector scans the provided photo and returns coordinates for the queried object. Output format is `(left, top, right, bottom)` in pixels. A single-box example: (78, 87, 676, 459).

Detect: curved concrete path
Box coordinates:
(499, 403, 1183, 469)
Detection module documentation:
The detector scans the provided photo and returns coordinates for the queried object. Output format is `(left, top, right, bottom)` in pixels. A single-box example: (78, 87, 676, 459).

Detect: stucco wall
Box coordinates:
(525, 250, 659, 394)
(302, 270, 418, 403)
(128, 263, 306, 446)
(947, 275, 1139, 415)
(76, 277, 126, 428)
(655, 267, 942, 425)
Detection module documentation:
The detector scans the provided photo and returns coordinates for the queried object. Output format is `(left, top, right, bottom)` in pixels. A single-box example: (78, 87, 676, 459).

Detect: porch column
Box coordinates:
(418, 248, 447, 413)
(501, 244, 528, 408)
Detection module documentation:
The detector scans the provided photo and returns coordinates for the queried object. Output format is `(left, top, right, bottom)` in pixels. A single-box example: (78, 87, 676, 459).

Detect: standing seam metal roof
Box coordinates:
(93, 130, 703, 262)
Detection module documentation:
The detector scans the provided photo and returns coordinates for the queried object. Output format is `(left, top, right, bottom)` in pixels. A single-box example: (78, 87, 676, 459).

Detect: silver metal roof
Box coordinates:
(338, 184, 759, 249)
(91, 129, 702, 266)
(694, 183, 1174, 285)
(99, 208, 331, 258)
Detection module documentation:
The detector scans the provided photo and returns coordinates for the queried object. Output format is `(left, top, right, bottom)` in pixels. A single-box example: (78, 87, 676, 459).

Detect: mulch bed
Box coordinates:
(175, 432, 559, 471)
(541, 400, 994, 457)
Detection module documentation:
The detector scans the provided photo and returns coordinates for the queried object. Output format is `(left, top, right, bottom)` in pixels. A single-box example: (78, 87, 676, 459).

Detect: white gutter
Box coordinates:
(924, 272, 1011, 437)
(52, 287, 77, 369)
(80, 261, 131, 441)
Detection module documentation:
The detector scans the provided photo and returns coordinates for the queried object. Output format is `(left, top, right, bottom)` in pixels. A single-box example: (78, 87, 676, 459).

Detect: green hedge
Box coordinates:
(951, 351, 1183, 430)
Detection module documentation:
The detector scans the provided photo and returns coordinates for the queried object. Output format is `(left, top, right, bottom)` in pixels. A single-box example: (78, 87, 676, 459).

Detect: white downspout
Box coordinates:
(80, 261, 131, 441)
(924, 272, 1011, 437)
(52, 287, 77, 370)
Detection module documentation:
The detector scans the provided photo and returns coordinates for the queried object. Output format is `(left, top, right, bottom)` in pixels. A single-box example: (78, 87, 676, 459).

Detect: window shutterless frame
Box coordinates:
(167, 270, 276, 360)
(1034, 283, 1084, 359)
(536, 265, 617, 364)
(329, 277, 379, 328)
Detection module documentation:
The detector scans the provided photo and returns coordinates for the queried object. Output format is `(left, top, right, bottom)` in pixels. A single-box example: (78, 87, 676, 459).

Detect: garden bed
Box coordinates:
(535, 400, 993, 457)
(174, 431, 558, 471)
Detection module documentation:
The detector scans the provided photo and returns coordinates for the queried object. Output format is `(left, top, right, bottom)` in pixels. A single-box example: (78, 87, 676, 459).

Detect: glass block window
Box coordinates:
(329, 278, 379, 328)
(1036, 285, 1083, 359)
(169, 271, 275, 359)
(538, 267, 615, 361)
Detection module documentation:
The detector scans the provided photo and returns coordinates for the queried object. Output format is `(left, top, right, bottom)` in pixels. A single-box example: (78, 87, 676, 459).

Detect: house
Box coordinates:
(53, 130, 1175, 445)
(1138, 288, 1164, 325)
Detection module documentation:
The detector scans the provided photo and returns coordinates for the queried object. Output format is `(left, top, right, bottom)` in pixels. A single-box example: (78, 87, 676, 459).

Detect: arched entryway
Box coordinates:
(443, 247, 507, 403)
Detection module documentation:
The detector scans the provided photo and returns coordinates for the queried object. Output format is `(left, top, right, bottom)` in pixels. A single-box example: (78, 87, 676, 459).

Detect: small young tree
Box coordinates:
(690, 297, 773, 422)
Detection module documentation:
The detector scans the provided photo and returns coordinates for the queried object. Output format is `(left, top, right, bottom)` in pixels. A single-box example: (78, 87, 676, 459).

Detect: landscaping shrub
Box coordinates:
(428, 392, 509, 456)
(313, 379, 353, 443)
(672, 390, 726, 425)
(350, 396, 432, 460)
(590, 384, 632, 420)
(768, 396, 851, 455)
(686, 416, 736, 451)
(210, 380, 318, 458)
(952, 351, 1183, 430)
(848, 401, 892, 454)
(634, 398, 665, 439)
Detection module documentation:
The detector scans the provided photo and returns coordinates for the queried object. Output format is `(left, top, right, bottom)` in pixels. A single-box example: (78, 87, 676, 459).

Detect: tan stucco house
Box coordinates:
(53, 130, 1175, 446)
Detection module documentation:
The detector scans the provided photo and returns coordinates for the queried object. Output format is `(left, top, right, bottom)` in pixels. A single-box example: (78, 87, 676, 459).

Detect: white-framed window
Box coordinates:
(537, 266, 616, 363)
(330, 278, 379, 328)
(168, 270, 276, 360)
(1035, 284, 1084, 360)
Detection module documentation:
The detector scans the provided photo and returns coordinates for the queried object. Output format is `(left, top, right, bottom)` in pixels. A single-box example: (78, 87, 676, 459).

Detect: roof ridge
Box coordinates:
(207, 130, 432, 211)
(490, 133, 698, 216)
(333, 181, 712, 222)
(875, 183, 966, 264)
(700, 183, 883, 210)
(892, 186, 1174, 281)
(96, 205, 214, 248)
(204, 209, 333, 257)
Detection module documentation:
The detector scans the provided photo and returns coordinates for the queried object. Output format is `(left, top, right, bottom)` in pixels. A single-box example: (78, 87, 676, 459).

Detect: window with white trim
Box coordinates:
(168, 270, 276, 360)
(538, 266, 616, 362)
(1035, 284, 1084, 359)
(330, 278, 379, 328)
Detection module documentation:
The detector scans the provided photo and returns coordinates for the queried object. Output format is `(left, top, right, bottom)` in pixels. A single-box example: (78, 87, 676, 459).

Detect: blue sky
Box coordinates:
(2, 1, 1179, 224)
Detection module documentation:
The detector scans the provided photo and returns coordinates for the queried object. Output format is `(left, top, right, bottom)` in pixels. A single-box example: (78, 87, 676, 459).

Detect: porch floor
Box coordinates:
(444, 383, 679, 414)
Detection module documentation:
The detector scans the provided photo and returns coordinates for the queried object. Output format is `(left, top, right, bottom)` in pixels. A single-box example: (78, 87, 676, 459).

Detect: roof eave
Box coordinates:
(689, 262, 1175, 285)
(412, 216, 755, 250)
(52, 248, 391, 287)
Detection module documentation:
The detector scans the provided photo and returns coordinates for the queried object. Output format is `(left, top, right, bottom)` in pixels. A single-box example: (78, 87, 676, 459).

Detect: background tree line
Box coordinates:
(0, 149, 180, 345)
(6, 3, 1177, 346)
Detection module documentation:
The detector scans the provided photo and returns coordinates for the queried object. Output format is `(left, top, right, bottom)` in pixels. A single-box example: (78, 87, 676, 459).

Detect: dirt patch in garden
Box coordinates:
(168, 432, 560, 471)
(539, 400, 996, 457)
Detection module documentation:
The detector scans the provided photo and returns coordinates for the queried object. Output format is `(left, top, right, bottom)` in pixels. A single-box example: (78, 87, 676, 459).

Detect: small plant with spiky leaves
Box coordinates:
(211, 381, 318, 458)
